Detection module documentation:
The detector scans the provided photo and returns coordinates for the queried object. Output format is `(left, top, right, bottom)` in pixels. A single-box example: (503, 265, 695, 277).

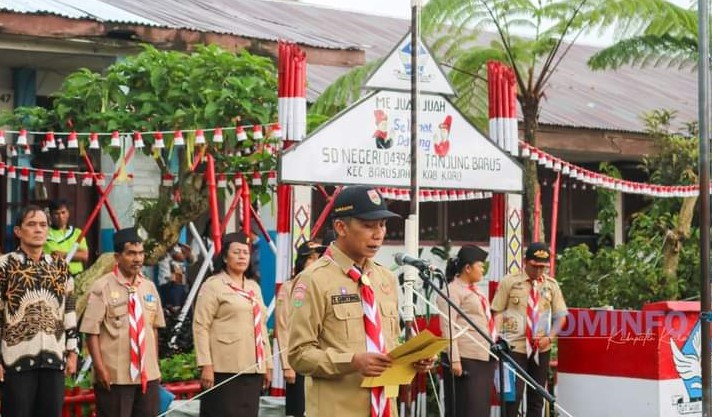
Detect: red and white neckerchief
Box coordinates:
(227, 280, 265, 370)
(114, 265, 148, 393)
(468, 283, 496, 340)
(525, 277, 544, 365)
(324, 248, 390, 417)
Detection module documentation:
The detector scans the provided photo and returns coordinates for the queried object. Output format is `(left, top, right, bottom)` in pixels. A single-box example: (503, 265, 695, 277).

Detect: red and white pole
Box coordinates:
(271, 41, 308, 396)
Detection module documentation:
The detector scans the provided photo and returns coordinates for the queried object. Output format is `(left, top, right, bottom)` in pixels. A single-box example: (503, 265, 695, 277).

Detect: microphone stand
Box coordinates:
(418, 267, 555, 414)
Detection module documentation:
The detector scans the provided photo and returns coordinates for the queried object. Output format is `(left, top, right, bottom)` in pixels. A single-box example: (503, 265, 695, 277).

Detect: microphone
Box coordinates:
(394, 253, 432, 271)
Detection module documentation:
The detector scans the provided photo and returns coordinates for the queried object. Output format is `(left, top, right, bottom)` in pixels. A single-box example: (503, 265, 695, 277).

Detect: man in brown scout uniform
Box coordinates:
(81, 227, 165, 417)
(491, 242, 568, 417)
(289, 185, 434, 417)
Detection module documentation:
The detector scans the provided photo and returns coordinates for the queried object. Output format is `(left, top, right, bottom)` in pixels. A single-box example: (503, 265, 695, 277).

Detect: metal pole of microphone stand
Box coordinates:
(499, 348, 507, 417)
(418, 268, 555, 408)
(402, 3, 421, 415)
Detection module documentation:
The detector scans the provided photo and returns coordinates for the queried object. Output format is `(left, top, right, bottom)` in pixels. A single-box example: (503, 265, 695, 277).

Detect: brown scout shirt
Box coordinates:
(288, 244, 400, 417)
(275, 279, 295, 371)
(193, 272, 272, 374)
(437, 279, 492, 362)
(80, 270, 165, 384)
(490, 272, 567, 354)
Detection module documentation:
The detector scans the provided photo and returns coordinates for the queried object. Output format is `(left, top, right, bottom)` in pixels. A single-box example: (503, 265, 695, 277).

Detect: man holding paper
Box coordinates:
(288, 186, 434, 417)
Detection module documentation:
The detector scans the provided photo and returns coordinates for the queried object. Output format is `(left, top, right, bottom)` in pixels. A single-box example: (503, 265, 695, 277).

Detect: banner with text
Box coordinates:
(280, 90, 523, 192)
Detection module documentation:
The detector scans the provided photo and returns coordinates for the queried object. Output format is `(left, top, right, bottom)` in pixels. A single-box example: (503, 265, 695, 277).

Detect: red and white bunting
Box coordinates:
(217, 173, 227, 188)
(0, 162, 5, 175)
(24, 145, 31, 155)
(67, 171, 77, 185)
(19, 167, 29, 182)
(16, 129, 28, 146)
(51, 170, 61, 184)
(195, 129, 206, 145)
(154, 132, 165, 149)
(9, 146, 17, 157)
(35, 169, 44, 183)
(7, 165, 15, 179)
(173, 130, 185, 146)
(111, 131, 121, 148)
(252, 171, 262, 186)
(521, 142, 702, 198)
(0, 130, 5, 146)
(89, 132, 100, 149)
(253, 125, 263, 140)
(82, 172, 93, 186)
(236, 126, 247, 141)
(162, 173, 174, 187)
(46, 132, 57, 149)
(213, 127, 224, 144)
(67, 132, 79, 149)
(530, 149, 540, 162)
(133, 132, 145, 149)
(268, 170, 277, 186)
(96, 173, 106, 187)
(271, 123, 282, 139)
(58, 139, 65, 150)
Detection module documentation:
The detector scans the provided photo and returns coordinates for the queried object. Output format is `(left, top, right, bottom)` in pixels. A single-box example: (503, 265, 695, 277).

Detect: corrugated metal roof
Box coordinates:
(1, 0, 160, 25)
(0, 0, 698, 132)
(106, 0, 364, 50)
(306, 16, 697, 134)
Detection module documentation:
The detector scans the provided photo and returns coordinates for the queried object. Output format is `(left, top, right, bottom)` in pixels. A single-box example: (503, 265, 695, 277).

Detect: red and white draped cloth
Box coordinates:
(468, 284, 497, 340)
(525, 279, 543, 364)
(272, 40, 307, 396)
(114, 265, 148, 393)
(487, 60, 517, 297)
(324, 249, 390, 417)
(227, 283, 265, 370)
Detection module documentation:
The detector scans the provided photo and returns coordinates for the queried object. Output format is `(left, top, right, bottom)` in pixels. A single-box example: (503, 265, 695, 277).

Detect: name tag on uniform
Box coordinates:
(331, 294, 361, 305)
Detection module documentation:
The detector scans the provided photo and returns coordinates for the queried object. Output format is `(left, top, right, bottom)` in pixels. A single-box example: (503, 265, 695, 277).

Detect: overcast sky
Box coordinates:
(299, 0, 692, 47)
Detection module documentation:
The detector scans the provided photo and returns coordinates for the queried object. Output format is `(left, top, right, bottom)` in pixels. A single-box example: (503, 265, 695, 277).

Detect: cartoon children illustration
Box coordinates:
(373, 109, 393, 149)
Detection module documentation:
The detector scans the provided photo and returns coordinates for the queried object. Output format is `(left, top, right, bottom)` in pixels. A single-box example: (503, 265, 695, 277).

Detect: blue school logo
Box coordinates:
(672, 319, 702, 408)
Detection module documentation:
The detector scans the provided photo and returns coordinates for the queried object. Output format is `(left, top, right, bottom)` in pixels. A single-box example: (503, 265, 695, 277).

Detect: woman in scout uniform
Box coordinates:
(491, 242, 568, 417)
(275, 240, 326, 417)
(193, 232, 272, 417)
(438, 245, 495, 417)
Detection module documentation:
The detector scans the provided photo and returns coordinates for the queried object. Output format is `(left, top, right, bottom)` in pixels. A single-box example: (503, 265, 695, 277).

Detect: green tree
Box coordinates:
(311, 0, 612, 238)
(0, 45, 279, 262)
(585, 0, 697, 70)
(420, 0, 607, 239)
(558, 110, 700, 309)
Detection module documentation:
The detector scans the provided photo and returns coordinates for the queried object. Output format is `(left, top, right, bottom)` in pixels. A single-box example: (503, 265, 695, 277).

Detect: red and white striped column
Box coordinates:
(486, 60, 519, 285)
(487, 61, 518, 156)
(487, 61, 523, 416)
(271, 41, 308, 397)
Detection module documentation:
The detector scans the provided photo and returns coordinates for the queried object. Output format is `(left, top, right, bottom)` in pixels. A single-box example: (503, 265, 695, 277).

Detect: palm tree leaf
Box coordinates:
(308, 60, 381, 118)
(588, 34, 698, 70)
